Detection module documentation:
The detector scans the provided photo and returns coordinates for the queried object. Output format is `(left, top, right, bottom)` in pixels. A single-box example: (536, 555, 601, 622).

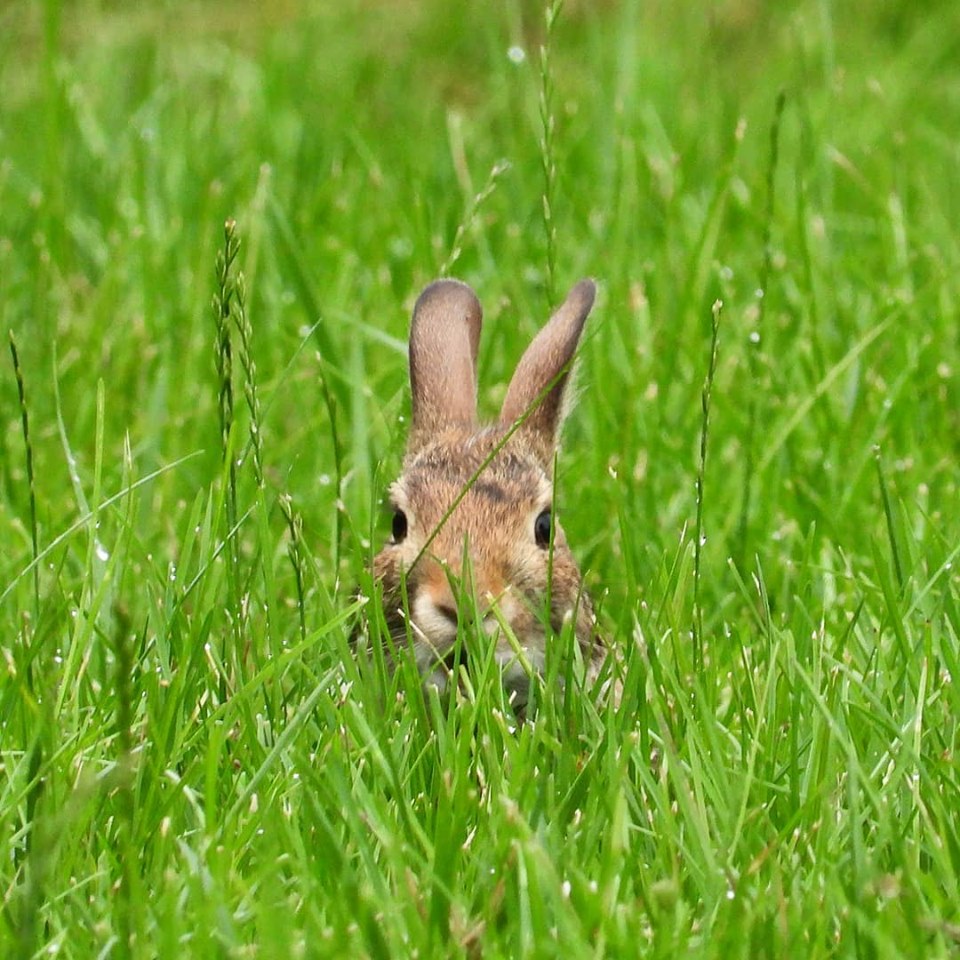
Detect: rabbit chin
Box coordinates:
(409, 591, 546, 711)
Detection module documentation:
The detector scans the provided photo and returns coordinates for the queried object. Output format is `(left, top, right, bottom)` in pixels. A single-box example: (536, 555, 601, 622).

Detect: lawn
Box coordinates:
(1, 0, 958, 956)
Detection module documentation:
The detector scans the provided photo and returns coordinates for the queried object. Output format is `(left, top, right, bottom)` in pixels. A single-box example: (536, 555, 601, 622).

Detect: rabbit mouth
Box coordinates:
(420, 645, 536, 715)
(408, 594, 545, 714)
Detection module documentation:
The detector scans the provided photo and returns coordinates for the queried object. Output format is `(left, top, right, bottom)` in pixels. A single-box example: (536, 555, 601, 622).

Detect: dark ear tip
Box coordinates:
(413, 278, 481, 318)
(567, 278, 597, 314)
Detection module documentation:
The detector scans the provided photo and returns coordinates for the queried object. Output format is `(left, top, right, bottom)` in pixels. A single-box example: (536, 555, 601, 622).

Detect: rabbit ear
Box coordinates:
(409, 279, 483, 440)
(499, 279, 596, 465)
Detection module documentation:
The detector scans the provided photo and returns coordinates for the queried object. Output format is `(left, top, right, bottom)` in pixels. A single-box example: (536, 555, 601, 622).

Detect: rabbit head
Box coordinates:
(370, 278, 603, 711)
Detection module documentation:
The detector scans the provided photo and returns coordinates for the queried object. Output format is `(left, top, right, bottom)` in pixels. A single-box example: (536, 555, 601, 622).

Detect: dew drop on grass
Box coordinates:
(507, 45, 526, 64)
(749, 330, 760, 344)
(95, 543, 109, 562)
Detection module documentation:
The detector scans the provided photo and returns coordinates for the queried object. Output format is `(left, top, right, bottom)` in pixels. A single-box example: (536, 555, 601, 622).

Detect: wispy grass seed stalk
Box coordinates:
(538, 0, 565, 305)
(234, 271, 264, 490)
(213, 219, 240, 531)
(212, 218, 243, 686)
(8, 331, 40, 623)
(7, 331, 45, 895)
(693, 300, 722, 672)
(316, 368, 344, 576)
(441, 159, 511, 278)
(737, 92, 786, 570)
(279, 493, 307, 641)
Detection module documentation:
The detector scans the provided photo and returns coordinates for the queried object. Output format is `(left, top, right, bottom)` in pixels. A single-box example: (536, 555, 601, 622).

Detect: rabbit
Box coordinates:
(366, 277, 607, 713)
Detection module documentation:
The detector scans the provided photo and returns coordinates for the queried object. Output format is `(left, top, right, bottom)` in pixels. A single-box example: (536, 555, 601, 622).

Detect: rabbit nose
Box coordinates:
(442, 645, 466, 672)
(420, 568, 460, 627)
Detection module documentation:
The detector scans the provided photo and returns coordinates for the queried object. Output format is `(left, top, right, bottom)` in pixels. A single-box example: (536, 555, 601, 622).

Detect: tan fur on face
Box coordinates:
(374, 429, 599, 700)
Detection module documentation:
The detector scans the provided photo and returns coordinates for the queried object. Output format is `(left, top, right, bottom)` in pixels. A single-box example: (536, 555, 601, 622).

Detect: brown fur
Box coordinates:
(368, 279, 606, 711)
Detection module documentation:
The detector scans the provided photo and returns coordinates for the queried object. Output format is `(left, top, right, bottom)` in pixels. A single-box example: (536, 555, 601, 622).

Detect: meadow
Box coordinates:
(1, 0, 958, 956)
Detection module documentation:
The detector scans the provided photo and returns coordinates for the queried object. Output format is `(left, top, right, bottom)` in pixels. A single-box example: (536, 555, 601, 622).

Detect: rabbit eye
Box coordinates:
(534, 509, 552, 548)
(391, 509, 408, 543)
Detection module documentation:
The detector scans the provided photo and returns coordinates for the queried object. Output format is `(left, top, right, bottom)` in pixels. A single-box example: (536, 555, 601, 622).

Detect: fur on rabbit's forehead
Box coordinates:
(391, 430, 553, 522)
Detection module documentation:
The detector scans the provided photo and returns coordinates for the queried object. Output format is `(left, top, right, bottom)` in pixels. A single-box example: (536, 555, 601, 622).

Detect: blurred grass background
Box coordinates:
(1, 0, 959, 956)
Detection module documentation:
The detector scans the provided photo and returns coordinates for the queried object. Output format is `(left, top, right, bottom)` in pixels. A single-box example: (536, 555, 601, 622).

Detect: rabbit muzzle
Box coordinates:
(409, 561, 546, 709)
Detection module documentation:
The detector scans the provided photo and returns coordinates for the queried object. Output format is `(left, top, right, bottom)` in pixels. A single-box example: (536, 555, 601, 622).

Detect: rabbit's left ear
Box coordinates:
(500, 279, 596, 466)
(408, 279, 483, 445)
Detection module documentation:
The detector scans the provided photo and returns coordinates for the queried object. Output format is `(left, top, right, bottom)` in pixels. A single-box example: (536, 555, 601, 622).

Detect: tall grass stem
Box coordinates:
(693, 300, 722, 672)
(538, 0, 565, 305)
(736, 92, 786, 569)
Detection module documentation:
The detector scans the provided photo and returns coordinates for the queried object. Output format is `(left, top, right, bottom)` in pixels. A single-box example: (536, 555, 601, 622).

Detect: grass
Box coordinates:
(1, 0, 959, 956)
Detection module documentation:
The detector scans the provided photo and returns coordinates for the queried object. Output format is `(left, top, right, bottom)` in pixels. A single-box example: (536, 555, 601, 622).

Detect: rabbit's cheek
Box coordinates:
(477, 586, 527, 639)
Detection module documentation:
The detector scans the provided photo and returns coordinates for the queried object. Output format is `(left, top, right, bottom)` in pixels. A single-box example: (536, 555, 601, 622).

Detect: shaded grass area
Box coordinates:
(1, 0, 958, 956)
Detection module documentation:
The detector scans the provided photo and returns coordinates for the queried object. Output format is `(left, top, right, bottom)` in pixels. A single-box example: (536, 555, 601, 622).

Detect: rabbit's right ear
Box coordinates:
(409, 280, 483, 443)
(499, 279, 596, 467)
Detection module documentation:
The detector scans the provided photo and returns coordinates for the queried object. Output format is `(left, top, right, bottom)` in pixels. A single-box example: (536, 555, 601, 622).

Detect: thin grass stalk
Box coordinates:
(214, 218, 239, 515)
(874, 446, 905, 593)
(111, 605, 137, 957)
(693, 300, 722, 673)
(538, 0, 564, 305)
(234, 270, 263, 490)
(8, 331, 44, 882)
(213, 218, 243, 690)
(441, 159, 511, 277)
(8, 332, 39, 623)
(736, 91, 786, 570)
(316, 367, 344, 578)
(233, 265, 279, 672)
(279, 493, 307, 642)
